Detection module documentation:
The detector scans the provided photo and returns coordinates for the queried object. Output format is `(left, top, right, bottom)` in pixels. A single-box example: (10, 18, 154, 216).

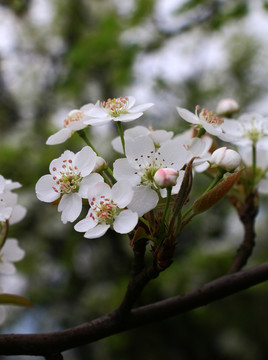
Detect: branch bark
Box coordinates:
(1, 261, 268, 357)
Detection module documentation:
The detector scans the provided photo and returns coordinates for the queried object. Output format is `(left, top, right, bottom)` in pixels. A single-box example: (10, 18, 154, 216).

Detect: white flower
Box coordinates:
(35, 146, 104, 223)
(46, 105, 94, 145)
(239, 145, 268, 193)
(113, 136, 189, 216)
(210, 147, 241, 172)
(0, 239, 25, 275)
(154, 168, 179, 188)
(112, 125, 173, 154)
(220, 113, 268, 146)
(0, 176, 26, 224)
(74, 181, 138, 239)
(83, 96, 154, 126)
(216, 98, 240, 116)
(177, 105, 232, 141)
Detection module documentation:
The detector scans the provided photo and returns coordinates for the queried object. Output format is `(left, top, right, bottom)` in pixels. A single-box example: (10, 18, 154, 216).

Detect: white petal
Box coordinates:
(46, 128, 72, 145)
(1, 239, 25, 262)
(79, 173, 104, 198)
(156, 140, 188, 170)
(113, 158, 140, 186)
(113, 210, 138, 234)
(88, 182, 112, 200)
(84, 224, 110, 239)
(126, 96, 135, 109)
(111, 136, 124, 154)
(177, 107, 199, 124)
(128, 102, 154, 113)
(0, 207, 12, 221)
(115, 113, 143, 122)
(35, 175, 60, 203)
(74, 214, 97, 232)
(125, 136, 155, 169)
(9, 204, 27, 225)
(128, 186, 159, 216)
(150, 129, 173, 145)
(49, 150, 74, 176)
(68, 121, 88, 131)
(58, 193, 82, 223)
(73, 146, 97, 176)
(111, 181, 133, 208)
(83, 117, 112, 126)
(0, 262, 16, 275)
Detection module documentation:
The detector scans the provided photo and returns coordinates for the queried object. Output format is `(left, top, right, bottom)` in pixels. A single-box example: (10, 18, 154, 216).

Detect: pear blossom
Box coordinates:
(0, 239, 25, 275)
(46, 105, 94, 145)
(74, 181, 138, 239)
(0, 175, 26, 224)
(154, 168, 179, 188)
(35, 147, 104, 224)
(83, 96, 154, 126)
(112, 125, 173, 154)
(177, 105, 233, 142)
(113, 136, 190, 216)
(220, 113, 268, 146)
(210, 147, 241, 172)
(239, 145, 268, 193)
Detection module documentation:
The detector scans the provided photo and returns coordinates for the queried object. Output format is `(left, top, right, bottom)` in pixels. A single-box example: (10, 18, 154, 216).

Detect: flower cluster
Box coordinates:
(0, 175, 26, 324)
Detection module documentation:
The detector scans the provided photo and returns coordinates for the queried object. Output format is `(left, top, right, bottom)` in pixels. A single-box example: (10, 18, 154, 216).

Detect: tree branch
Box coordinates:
(1, 262, 268, 357)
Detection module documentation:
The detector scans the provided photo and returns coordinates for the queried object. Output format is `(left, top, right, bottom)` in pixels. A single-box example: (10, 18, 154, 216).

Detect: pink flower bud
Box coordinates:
(154, 168, 179, 188)
(216, 98, 240, 116)
(210, 147, 241, 171)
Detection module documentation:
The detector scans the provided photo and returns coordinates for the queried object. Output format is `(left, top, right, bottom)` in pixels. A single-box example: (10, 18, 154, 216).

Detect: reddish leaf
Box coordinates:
(193, 169, 243, 214)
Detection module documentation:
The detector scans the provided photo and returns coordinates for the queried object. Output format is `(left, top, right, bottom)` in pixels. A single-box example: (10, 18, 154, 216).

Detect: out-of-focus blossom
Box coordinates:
(221, 113, 268, 146)
(46, 106, 94, 145)
(83, 96, 154, 126)
(0, 239, 25, 275)
(216, 98, 240, 116)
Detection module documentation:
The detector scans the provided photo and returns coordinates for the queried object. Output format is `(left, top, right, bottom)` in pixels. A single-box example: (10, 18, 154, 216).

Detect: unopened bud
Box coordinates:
(154, 168, 179, 188)
(93, 157, 108, 173)
(210, 147, 241, 172)
(216, 98, 240, 116)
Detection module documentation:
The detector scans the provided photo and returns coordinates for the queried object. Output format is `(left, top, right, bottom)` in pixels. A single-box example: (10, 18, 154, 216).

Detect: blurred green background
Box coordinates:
(1, 0, 268, 359)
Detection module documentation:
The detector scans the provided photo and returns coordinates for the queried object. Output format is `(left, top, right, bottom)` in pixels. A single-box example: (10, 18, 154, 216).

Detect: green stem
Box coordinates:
(78, 129, 116, 184)
(159, 187, 172, 236)
(116, 121, 125, 156)
(182, 169, 225, 220)
(197, 128, 206, 138)
(139, 217, 149, 228)
(77, 130, 99, 155)
(252, 143, 256, 187)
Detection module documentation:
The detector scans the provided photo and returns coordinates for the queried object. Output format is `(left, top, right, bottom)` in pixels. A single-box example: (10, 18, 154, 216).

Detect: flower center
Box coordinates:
(64, 110, 84, 128)
(196, 105, 224, 127)
(101, 96, 129, 117)
(243, 117, 265, 145)
(90, 196, 119, 225)
(52, 160, 82, 194)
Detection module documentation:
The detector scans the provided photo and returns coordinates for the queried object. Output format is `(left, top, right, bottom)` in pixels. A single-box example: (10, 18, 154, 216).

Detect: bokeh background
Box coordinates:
(1, 0, 268, 359)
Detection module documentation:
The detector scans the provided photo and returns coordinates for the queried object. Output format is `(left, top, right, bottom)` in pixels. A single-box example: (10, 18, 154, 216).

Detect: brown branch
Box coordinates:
(1, 262, 268, 357)
(228, 192, 258, 273)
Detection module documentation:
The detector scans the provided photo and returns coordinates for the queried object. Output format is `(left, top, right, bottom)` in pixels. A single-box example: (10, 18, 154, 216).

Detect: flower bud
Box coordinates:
(216, 98, 240, 116)
(210, 147, 241, 172)
(154, 168, 179, 188)
(93, 156, 108, 173)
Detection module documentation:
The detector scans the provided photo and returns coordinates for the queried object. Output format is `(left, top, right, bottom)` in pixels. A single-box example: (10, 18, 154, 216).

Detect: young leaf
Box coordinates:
(193, 169, 243, 214)
(0, 293, 32, 307)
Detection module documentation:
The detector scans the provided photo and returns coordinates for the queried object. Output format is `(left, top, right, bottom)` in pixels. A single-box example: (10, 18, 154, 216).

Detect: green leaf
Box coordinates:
(0, 293, 33, 307)
(193, 169, 243, 215)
